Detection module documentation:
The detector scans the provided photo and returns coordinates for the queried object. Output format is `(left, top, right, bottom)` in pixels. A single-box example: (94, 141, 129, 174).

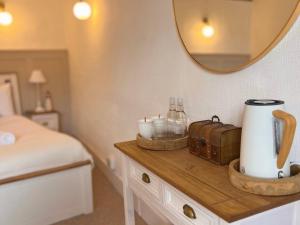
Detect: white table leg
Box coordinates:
(122, 154, 136, 225)
(294, 202, 300, 225)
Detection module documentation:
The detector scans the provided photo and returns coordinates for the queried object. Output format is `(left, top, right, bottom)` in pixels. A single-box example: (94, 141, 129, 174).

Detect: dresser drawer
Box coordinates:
(33, 116, 58, 130)
(164, 186, 217, 225)
(31, 113, 59, 131)
(129, 160, 162, 201)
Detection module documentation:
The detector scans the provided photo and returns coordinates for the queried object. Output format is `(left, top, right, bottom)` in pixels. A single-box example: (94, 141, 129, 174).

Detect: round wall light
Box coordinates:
(202, 18, 214, 38)
(73, 0, 92, 20)
(0, 2, 13, 26)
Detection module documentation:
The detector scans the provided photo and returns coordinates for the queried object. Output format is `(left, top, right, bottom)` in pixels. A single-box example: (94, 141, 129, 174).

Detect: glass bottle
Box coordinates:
(175, 98, 187, 137)
(167, 97, 177, 137)
(45, 91, 53, 112)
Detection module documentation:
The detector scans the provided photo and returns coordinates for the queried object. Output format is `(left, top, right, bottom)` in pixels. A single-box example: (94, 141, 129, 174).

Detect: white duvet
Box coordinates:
(0, 115, 93, 179)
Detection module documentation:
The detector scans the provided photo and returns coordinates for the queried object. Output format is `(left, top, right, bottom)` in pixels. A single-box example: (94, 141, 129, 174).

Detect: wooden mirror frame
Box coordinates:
(173, 0, 300, 74)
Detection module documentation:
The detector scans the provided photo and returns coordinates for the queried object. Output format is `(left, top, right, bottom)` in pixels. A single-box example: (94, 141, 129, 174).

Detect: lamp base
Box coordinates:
(35, 106, 45, 113)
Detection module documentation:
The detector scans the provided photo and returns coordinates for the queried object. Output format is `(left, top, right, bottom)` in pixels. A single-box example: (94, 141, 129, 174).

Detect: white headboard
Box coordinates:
(0, 74, 22, 115)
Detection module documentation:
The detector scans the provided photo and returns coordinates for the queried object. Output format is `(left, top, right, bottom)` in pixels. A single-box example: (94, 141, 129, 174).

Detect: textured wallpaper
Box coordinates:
(65, 1, 300, 223)
(65, 0, 300, 172)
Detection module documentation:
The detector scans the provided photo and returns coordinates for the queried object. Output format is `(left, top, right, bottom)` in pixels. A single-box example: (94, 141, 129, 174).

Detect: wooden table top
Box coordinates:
(115, 141, 300, 223)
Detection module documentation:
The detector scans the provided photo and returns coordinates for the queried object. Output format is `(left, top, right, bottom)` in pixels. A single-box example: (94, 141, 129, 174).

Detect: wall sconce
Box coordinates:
(202, 18, 214, 38)
(0, 1, 13, 26)
(73, 0, 92, 20)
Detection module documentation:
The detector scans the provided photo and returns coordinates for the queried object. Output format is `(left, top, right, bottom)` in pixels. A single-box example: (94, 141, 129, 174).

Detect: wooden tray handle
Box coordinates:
(273, 110, 297, 169)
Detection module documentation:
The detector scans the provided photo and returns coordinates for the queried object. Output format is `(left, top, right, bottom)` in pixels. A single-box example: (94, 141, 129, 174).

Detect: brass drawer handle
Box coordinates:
(183, 204, 196, 219)
(142, 173, 151, 184)
(42, 122, 49, 126)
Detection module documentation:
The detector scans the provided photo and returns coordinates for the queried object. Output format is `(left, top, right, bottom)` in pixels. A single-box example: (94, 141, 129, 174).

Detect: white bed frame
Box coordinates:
(0, 74, 94, 225)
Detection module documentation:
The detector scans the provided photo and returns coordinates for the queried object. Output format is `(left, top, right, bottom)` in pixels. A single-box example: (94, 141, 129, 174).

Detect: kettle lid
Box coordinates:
(245, 99, 284, 106)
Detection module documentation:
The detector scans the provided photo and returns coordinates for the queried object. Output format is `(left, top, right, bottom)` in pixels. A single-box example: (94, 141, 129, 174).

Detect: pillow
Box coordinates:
(0, 83, 15, 117)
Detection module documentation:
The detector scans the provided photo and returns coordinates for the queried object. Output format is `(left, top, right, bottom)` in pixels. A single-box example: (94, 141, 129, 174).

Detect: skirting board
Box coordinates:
(77, 137, 172, 225)
(88, 147, 123, 196)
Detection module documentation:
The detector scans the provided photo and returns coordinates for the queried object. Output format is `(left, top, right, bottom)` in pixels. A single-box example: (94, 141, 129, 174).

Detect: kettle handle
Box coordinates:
(273, 110, 297, 169)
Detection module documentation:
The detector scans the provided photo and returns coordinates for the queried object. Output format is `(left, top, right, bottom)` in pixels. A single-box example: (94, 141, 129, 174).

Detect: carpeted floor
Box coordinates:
(54, 168, 147, 225)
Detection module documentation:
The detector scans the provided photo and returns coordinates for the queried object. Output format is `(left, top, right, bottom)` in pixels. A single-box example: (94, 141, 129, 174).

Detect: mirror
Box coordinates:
(173, 0, 300, 73)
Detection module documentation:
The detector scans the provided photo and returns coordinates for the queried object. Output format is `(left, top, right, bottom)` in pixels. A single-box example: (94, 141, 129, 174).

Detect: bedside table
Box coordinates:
(25, 111, 60, 131)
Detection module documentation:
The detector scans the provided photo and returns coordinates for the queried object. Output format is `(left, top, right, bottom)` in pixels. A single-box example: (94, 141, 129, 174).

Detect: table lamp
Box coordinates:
(29, 70, 47, 113)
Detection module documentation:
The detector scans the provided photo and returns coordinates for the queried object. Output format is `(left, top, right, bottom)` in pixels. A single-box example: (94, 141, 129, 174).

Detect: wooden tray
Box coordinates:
(229, 159, 300, 196)
(136, 134, 188, 151)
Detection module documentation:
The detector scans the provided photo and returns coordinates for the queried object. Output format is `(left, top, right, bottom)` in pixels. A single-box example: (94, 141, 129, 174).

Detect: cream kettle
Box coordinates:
(240, 99, 296, 179)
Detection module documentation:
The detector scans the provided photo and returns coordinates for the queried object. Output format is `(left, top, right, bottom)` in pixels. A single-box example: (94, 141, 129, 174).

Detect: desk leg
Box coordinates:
(122, 154, 136, 225)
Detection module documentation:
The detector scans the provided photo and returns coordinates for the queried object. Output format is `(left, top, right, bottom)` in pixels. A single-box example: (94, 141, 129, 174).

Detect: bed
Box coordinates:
(0, 74, 94, 225)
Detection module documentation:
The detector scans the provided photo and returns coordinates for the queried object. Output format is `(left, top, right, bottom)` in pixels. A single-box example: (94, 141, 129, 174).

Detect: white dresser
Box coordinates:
(115, 141, 300, 225)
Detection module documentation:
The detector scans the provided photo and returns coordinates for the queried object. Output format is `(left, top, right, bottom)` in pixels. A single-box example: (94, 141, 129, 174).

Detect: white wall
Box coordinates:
(65, 0, 185, 177)
(65, 1, 300, 223)
(0, 0, 67, 49)
(65, 0, 300, 177)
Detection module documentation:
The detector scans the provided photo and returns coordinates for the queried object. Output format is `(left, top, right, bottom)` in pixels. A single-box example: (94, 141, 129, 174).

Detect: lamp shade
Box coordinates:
(29, 70, 46, 84)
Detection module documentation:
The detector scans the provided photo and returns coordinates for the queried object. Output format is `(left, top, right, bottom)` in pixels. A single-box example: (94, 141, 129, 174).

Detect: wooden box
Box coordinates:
(188, 116, 242, 165)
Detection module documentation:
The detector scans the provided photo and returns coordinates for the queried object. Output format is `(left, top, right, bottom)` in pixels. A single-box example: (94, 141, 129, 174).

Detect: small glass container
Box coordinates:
(175, 98, 188, 137)
(174, 120, 186, 137)
(167, 97, 177, 137)
(152, 115, 168, 138)
(45, 91, 53, 112)
(167, 118, 176, 138)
